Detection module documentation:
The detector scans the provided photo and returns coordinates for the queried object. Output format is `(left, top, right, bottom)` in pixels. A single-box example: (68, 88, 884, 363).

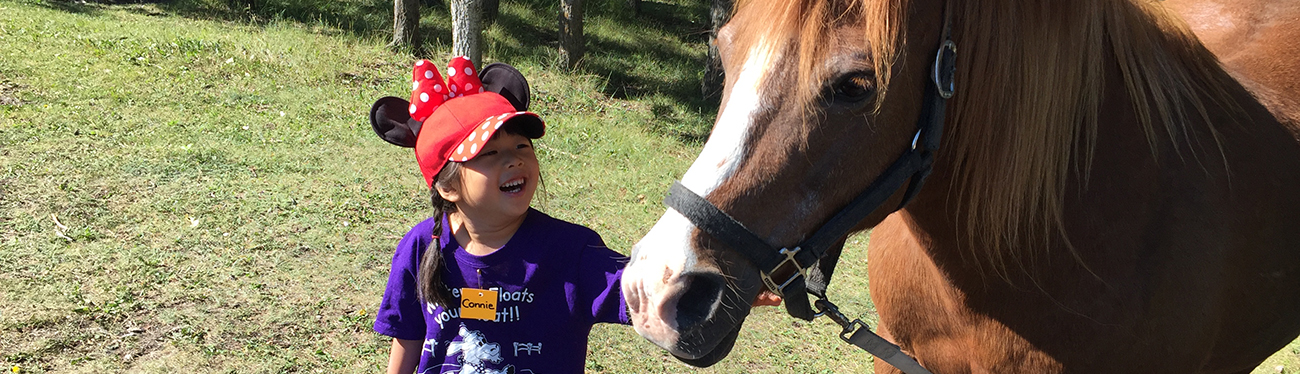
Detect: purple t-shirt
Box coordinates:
(374, 208, 630, 374)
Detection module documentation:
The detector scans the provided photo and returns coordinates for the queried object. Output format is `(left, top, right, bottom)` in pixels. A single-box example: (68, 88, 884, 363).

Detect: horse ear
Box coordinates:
(370, 96, 424, 148)
(479, 62, 531, 111)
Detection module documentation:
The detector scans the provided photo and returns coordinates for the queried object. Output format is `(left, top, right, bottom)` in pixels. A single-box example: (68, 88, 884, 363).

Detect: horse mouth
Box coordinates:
(625, 268, 751, 367)
(623, 209, 764, 367)
(672, 322, 743, 367)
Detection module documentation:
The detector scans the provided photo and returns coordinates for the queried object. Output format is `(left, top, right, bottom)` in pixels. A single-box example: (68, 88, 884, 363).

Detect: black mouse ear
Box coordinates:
(370, 96, 424, 148)
(479, 62, 531, 111)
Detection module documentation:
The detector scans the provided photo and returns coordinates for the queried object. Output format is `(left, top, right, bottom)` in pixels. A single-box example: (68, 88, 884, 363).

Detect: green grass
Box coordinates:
(0, 0, 879, 372)
(1, 0, 1297, 373)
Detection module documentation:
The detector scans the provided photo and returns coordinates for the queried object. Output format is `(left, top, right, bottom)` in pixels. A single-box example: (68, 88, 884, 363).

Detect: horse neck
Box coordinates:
(899, 0, 1260, 285)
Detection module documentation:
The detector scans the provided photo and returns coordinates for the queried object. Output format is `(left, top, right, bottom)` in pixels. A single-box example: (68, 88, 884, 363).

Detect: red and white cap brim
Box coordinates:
(447, 110, 542, 162)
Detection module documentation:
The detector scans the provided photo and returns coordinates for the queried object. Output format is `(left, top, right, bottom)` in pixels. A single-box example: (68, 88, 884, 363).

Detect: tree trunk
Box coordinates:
(627, 0, 639, 16)
(702, 0, 732, 99)
(390, 0, 422, 50)
(450, 0, 483, 67)
(483, 0, 499, 27)
(559, 0, 584, 69)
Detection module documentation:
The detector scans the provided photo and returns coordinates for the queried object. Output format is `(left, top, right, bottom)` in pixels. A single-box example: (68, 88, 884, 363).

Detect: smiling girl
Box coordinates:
(367, 58, 629, 374)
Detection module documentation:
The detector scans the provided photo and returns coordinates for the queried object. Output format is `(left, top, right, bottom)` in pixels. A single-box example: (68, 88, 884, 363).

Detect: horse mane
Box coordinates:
(731, 0, 1240, 276)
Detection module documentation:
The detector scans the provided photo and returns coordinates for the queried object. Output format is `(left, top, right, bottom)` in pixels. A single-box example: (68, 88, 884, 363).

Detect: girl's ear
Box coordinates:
(435, 182, 461, 204)
(479, 63, 531, 112)
(370, 96, 424, 147)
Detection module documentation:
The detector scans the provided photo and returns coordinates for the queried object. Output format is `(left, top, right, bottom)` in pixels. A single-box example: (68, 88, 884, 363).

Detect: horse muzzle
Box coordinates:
(622, 236, 756, 365)
(623, 264, 728, 347)
(623, 271, 748, 366)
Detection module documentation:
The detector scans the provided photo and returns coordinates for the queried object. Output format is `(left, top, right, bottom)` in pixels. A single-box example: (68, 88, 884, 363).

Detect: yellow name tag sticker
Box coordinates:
(460, 288, 498, 321)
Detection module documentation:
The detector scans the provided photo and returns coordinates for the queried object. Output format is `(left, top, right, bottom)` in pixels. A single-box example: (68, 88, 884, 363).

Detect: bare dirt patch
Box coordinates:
(0, 79, 26, 106)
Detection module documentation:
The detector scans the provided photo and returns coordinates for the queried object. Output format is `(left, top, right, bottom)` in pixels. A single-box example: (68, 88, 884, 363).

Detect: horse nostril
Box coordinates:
(675, 272, 725, 330)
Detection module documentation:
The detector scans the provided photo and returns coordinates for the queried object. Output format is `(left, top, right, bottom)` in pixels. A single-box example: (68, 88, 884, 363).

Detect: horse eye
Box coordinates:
(833, 72, 875, 102)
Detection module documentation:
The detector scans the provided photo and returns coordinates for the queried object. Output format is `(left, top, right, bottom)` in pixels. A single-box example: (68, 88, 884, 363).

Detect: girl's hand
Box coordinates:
(751, 290, 782, 307)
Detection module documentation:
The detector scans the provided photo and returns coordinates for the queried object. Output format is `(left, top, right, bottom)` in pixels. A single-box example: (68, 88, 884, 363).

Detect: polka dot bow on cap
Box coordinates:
(404, 57, 545, 187)
(408, 56, 486, 122)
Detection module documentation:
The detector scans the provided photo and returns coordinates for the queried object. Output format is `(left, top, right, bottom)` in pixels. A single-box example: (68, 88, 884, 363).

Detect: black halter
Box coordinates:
(662, 27, 956, 374)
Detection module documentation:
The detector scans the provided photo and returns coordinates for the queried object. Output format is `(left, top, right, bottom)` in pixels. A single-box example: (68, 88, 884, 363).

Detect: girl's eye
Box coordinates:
(481, 150, 498, 156)
(517, 143, 531, 150)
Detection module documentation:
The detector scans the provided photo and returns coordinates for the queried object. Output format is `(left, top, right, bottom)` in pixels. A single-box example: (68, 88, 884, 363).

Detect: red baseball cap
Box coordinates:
(400, 57, 544, 187)
(414, 92, 543, 186)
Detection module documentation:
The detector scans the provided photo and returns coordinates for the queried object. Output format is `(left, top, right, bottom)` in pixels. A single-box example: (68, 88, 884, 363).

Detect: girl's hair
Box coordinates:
(416, 160, 462, 307)
(416, 121, 533, 307)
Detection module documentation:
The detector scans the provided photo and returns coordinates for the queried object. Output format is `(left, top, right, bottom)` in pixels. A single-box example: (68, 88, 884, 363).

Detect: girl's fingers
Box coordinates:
(751, 290, 783, 307)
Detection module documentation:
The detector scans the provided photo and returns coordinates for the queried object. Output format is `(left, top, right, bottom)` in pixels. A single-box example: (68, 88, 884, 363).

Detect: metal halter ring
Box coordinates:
(931, 39, 957, 99)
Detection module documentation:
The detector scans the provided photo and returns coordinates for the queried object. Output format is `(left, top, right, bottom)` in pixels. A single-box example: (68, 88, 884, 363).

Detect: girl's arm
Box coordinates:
(386, 338, 422, 374)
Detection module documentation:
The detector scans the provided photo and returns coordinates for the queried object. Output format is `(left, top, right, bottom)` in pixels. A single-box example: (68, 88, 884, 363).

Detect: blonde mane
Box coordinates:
(730, 0, 1239, 274)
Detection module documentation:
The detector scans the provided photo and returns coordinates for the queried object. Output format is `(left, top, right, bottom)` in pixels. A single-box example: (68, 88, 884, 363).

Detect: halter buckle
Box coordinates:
(931, 39, 958, 99)
(761, 246, 806, 297)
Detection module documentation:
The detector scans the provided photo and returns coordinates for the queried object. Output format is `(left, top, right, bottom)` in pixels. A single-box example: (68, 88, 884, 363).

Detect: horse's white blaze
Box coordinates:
(623, 39, 777, 350)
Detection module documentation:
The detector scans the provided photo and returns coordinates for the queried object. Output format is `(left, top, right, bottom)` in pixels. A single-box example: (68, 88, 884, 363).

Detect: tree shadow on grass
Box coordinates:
(583, 0, 714, 104)
(30, 0, 106, 16)
(484, 0, 719, 142)
(649, 103, 710, 144)
(581, 31, 709, 104)
(30, 0, 720, 143)
(619, 0, 708, 39)
(162, 0, 396, 38)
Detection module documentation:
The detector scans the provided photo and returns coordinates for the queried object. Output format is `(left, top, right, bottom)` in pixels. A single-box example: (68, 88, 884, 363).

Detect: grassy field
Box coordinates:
(1, 0, 1297, 372)
(0, 0, 881, 372)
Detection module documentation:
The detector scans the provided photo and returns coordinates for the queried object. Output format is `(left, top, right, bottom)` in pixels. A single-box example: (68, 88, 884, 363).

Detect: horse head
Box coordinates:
(624, 0, 1300, 370)
(621, 0, 954, 365)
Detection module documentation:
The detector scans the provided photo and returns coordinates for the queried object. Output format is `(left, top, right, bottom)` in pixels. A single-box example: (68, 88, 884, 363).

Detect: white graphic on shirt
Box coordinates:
(512, 342, 542, 356)
(444, 324, 517, 374)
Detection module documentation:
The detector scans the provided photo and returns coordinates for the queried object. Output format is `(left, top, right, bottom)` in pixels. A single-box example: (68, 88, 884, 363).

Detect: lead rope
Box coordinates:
(815, 300, 935, 374)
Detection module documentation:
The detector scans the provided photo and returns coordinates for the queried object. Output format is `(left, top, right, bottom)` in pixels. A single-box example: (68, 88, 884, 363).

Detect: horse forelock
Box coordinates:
(728, 0, 1241, 276)
(732, 0, 907, 116)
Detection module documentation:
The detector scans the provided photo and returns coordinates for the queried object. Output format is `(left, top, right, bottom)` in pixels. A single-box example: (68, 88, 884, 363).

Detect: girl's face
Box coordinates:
(443, 131, 539, 222)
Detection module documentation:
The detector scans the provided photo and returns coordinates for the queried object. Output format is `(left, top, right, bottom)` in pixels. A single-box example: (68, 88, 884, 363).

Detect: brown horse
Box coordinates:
(620, 0, 1300, 372)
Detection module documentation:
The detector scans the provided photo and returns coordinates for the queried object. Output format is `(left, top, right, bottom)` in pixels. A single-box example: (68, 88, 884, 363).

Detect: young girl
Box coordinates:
(368, 57, 629, 374)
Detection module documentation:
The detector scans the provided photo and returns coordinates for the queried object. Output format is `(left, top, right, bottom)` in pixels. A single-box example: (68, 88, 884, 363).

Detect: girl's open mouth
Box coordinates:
(500, 178, 526, 194)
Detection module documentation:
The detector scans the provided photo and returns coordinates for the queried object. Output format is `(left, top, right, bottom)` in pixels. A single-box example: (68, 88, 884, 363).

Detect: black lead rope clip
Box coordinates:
(813, 298, 937, 374)
(814, 299, 869, 341)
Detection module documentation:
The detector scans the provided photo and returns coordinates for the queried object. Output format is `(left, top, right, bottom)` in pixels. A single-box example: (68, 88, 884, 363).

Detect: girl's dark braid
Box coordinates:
(417, 164, 461, 307)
